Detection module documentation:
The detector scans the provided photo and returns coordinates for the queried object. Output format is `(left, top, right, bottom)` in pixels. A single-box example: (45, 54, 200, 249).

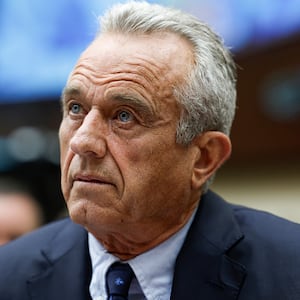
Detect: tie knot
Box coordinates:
(106, 262, 134, 300)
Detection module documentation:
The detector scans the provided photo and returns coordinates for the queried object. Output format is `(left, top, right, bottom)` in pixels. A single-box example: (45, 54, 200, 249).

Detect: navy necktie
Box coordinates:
(106, 262, 134, 300)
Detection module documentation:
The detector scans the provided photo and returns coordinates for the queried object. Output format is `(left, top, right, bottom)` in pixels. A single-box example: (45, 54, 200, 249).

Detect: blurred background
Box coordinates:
(0, 0, 299, 226)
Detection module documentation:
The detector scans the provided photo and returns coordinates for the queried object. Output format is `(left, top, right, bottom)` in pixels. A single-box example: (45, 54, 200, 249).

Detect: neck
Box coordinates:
(90, 204, 198, 260)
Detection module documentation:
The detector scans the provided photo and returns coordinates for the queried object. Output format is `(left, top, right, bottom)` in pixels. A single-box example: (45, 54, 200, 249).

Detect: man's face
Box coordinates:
(59, 32, 199, 254)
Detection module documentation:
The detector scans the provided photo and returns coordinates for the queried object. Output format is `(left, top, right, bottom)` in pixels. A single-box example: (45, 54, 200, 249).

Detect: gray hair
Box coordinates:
(99, 1, 237, 139)
(99, 1, 237, 189)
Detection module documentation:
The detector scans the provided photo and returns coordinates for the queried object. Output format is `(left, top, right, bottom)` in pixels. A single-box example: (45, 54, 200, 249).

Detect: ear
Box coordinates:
(191, 131, 232, 190)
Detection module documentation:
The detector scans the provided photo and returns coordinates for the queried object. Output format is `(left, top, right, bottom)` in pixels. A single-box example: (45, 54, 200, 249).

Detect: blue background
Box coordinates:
(1, 0, 300, 102)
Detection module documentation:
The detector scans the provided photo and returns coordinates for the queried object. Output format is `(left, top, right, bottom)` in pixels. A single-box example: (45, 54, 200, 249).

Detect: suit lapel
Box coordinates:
(171, 191, 246, 300)
(27, 220, 92, 300)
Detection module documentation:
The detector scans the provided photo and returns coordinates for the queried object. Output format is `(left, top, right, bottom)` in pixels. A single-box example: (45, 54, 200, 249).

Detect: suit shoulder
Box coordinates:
(0, 218, 85, 268)
(230, 203, 300, 256)
(0, 218, 89, 299)
(1, 218, 69, 249)
(232, 203, 300, 235)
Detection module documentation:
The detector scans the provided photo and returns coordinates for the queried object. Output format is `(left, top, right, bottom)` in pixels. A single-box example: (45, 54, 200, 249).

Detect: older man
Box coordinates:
(1, 2, 300, 300)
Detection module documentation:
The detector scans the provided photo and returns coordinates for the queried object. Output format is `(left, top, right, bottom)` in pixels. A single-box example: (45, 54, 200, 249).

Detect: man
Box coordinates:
(0, 2, 300, 299)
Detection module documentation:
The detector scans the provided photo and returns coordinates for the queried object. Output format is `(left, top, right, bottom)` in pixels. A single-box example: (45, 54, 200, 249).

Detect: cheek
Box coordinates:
(59, 120, 69, 150)
(59, 131, 68, 174)
(59, 121, 73, 164)
(112, 136, 184, 192)
(58, 123, 73, 196)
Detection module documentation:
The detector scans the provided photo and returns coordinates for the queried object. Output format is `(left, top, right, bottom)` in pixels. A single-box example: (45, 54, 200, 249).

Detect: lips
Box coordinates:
(73, 173, 113, 186)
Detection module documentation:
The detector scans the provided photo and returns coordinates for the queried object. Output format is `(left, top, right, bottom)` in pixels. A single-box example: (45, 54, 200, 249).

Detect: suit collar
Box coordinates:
(27, 220, 92, 300)
(171, 190, 246, 300)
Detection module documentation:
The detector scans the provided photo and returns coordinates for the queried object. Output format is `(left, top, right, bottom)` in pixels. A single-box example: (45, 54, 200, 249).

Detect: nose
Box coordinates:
(70, 109, 107, 158)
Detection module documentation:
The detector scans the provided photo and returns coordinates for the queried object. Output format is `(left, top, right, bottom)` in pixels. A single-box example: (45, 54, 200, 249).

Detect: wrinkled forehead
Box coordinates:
(78, 31, 194, 84)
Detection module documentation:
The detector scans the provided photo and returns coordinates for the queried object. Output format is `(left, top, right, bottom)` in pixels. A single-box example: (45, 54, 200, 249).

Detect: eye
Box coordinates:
(117, 110, 133, 122)
(69, 103, 82, 114)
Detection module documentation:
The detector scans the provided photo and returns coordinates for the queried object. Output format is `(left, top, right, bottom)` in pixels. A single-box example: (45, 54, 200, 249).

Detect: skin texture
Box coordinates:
(0, 193, 42, 245)
(59, 32, 231, 260)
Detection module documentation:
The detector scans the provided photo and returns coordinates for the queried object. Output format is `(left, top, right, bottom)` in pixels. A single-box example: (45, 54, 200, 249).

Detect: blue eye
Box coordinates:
(70, 103, 81, 114)
(118, 110, 132, 122)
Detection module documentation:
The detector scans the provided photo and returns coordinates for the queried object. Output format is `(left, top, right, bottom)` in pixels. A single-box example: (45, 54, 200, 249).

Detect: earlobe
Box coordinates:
(191, 131, 232, 190)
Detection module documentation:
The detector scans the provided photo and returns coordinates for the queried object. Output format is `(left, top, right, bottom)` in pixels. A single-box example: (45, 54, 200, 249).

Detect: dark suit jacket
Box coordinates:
(1, 190, 300, 299)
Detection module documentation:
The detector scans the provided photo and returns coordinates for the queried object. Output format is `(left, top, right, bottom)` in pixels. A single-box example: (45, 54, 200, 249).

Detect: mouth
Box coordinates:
(73, 174, 113, 186)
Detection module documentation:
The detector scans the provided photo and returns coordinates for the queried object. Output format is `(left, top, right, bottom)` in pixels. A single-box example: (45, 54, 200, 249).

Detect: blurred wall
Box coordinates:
(213, 34, 300, 223)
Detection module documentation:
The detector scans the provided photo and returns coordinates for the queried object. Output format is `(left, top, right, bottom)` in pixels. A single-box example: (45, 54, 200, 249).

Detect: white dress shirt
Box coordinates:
(88, 210, 196, 300)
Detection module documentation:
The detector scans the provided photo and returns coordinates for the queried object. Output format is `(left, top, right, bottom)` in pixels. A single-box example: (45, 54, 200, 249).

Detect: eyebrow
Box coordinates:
(109, 93, 155, 118)
(61, 86, 82, 102)
(61, 86, 156, 121)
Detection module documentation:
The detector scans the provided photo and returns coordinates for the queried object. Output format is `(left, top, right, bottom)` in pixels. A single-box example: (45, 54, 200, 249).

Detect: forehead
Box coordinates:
(75, 31, 193, 86)
(64, 32, 194, 118)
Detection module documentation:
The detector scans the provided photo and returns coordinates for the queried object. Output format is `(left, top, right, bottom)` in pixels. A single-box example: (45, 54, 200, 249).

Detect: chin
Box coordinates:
(67, 199, 89, 227)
